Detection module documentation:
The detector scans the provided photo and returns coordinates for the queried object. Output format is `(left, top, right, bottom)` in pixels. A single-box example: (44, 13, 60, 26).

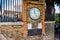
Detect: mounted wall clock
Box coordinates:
(27, 5, 42, 23)
(29, 7, 41, 20)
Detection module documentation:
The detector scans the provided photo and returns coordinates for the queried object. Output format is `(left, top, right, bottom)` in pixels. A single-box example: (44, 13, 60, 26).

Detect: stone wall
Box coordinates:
(0, 21, 55, 40)
(45, 21, 55, 40)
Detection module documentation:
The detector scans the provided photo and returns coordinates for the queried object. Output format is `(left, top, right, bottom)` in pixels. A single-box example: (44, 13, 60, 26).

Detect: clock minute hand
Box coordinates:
(34, 9, 37, 17)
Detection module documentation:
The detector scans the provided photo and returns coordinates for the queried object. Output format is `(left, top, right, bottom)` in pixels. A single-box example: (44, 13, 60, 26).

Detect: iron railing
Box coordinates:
(0, 0, 22, 22)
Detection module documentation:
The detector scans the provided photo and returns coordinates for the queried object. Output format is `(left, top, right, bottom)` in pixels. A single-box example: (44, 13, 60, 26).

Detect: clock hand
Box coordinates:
(34, 9, 37, 17)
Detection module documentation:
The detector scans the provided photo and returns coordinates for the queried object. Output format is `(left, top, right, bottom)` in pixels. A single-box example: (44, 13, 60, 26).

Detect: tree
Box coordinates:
(45, 0, 55, 21)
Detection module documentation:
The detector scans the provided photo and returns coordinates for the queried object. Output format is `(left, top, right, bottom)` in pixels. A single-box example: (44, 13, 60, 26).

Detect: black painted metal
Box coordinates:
(0, 0, 23, 22)
(28, 29, 42, 36)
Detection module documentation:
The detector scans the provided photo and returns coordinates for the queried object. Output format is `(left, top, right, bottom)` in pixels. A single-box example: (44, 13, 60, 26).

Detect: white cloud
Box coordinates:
(55, 4, 60, 13)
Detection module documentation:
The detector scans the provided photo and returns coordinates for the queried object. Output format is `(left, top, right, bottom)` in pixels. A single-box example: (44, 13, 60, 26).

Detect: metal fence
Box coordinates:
(0, 0, 22, 22)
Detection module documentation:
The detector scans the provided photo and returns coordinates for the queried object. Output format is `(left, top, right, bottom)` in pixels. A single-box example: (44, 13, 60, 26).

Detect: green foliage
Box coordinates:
(55, 13, 60, 23)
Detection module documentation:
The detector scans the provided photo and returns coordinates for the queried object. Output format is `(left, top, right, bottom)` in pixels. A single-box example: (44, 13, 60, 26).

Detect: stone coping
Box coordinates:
(45, 21, 55, 23)
(0, 22, 23, 26)
(0, 21, 55, 26)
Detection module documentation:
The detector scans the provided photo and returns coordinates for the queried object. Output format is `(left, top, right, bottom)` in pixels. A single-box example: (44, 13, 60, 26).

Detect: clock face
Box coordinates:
(29, 8, 40, 20)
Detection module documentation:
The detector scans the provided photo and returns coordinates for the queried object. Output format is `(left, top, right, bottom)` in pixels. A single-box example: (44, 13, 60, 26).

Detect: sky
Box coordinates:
(55, 4, 60, 13)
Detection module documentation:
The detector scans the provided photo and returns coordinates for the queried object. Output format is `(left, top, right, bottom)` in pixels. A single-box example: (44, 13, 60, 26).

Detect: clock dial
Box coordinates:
(29, 8, 40, 20)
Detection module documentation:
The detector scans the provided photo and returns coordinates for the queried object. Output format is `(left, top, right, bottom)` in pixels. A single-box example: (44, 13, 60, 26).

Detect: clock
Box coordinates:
(29, 7, 40, 20)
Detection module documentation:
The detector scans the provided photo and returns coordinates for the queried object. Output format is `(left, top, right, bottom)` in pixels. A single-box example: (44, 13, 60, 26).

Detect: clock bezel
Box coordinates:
(29, 7, 41, 20)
